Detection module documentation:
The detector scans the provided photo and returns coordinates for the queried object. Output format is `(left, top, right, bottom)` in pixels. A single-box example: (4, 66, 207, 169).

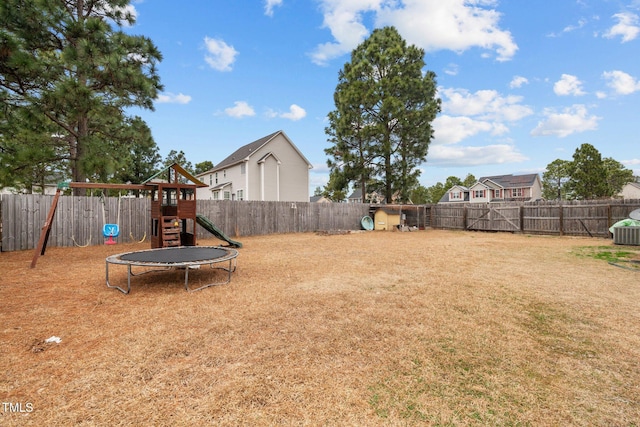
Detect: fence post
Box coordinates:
(559, 204, 564, 236)
(519, 205, 524, 232)
(463, 205, 468, 230)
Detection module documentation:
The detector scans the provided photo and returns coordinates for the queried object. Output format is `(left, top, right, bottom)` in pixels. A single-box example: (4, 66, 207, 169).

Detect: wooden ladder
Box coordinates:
(161, 217, 181, 247)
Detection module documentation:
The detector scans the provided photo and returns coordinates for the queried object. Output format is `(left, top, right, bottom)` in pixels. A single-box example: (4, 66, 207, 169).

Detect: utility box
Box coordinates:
(613, 226, 640, 245)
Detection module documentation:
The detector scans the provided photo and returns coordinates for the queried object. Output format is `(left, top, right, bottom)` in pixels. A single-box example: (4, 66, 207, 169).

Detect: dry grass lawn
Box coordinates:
(1, 229, 639, 426)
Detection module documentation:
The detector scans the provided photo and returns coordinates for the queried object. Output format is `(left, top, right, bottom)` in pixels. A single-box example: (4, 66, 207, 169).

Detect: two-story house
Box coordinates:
(619, 181, 640, 200)
(439, 174, 542, 204)
(196, 130, 312, 202)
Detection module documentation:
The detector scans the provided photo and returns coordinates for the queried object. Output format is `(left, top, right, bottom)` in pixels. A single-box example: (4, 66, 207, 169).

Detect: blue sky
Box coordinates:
(125, 0, 640, 193)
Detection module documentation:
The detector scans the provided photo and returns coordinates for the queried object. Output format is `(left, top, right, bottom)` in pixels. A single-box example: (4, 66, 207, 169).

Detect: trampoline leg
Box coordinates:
(105, 261, 131, 294)
(185, 259, 236, 292)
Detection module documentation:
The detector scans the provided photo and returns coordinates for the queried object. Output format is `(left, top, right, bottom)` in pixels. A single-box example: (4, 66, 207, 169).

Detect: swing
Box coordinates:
(71, 194, 92, 247)
(102, 193, 121, 245)
(128, 196, 146, 243)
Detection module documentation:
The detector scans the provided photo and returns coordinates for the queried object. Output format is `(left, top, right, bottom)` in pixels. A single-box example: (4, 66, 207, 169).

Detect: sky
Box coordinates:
(124, 0, 640, 194)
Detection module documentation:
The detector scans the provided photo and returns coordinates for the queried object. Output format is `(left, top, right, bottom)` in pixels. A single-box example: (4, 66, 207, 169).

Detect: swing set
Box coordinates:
(31, 163, 208, 268)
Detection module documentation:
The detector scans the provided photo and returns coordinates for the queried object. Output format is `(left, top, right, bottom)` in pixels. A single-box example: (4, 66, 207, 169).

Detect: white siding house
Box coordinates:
(196, 130, 312, 202)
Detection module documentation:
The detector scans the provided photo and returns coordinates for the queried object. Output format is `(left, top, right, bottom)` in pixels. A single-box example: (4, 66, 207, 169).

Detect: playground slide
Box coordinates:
(196, 214, 243, 248)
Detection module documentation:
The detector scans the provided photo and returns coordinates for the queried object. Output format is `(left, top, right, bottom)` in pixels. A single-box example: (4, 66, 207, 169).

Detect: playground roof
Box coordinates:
(142, 163, 207, 187)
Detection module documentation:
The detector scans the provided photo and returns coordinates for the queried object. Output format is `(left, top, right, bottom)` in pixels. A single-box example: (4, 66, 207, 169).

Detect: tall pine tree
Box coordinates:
(0, 0, 162, 193)
(325, 27, 440, 203)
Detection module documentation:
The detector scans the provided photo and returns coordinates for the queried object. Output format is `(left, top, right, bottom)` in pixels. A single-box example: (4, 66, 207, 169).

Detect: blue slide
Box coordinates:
(196, 214, 243, 248)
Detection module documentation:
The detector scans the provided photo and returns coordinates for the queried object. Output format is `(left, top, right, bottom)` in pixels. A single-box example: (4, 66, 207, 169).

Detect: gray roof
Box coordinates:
(439, 188, 470, 203)
(348, 189, 363, 200)
(197, 130, 311, 175)
(478, 173, 539, 188)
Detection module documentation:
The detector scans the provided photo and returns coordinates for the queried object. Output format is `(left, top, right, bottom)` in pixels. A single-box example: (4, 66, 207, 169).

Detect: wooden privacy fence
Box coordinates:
(3, 195, 640, 252)
(0, 194, 370, 252)
(431, 200, 640, 237)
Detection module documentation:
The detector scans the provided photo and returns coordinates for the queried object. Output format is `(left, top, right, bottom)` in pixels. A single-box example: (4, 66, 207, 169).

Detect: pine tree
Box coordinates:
(0, 0, 162, 193)
(325, 26, 440, 203)
(567, 143, 608, 200)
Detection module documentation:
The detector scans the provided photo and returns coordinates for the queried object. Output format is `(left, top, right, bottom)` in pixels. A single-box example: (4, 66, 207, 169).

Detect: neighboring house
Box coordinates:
(439, 174, 542, 204)
(347, 188, 386, 204)
(310, 195, 332, 203)
(619, 182, 640, 199)
(440, 185, 470, 203)
(1, 184, 58, 195)
(196, 130, 312, 202)
(347, 189, 362, 203)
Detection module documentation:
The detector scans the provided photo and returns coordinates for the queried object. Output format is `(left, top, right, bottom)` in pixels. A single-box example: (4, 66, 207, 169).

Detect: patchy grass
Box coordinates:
(574, 245, 640, 271)
(1, 230, 639, 425)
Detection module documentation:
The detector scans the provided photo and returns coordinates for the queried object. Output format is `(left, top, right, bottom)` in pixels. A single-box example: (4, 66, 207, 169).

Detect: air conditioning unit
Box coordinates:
(613, 226, 640, 245)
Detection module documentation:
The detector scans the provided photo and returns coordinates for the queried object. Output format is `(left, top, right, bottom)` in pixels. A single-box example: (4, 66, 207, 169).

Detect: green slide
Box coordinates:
(196, 214, 243, 248)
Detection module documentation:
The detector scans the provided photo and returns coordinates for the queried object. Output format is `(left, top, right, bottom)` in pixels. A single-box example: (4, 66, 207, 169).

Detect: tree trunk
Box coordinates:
(72, 116, 88, 195)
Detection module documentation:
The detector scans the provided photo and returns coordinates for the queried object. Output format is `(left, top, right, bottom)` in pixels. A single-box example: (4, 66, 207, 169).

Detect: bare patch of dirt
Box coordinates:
(1, 230, 638, 425)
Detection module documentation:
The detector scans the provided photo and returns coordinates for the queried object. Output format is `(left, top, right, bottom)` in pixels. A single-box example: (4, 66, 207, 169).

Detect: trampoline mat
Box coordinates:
(119, 247, 229, 264)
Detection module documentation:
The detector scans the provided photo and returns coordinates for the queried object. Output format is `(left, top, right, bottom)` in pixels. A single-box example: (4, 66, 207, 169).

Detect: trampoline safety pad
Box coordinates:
(106, 246, 238, 294)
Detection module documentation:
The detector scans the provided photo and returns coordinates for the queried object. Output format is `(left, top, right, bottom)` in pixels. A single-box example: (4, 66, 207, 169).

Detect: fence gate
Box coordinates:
(466, 205, 521, 232)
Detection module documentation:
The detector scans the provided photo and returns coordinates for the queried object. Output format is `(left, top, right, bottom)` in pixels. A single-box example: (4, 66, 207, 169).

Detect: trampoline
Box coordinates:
(105, 246, 238, 294)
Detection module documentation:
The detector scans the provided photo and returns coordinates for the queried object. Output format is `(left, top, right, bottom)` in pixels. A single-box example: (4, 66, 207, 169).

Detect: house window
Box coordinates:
(209, 174, 212, 185)
(473, 190, 485, 198)
(512, 188, 523, 197)
(223, 191, 231, 200)
(223, 170, 226, 178)
(451, 191, 461, 200)
(213, 191, 219, 200)
(493, 189, 501, 198)
(237, 189, 244, 200)
(215, 173, 218, 184)
(241, 163, 246, 174)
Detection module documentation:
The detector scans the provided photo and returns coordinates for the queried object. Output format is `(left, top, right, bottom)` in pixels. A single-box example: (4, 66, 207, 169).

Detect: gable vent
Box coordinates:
(613, 226, 640, 245)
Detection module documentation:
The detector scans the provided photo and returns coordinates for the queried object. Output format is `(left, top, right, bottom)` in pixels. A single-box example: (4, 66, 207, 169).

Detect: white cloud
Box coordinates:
(553, 74, 586, 96)
(280, 104, 307, 121)
(224, 101, 255, 118)
(602, 70, 640, 95)
(267, 104, 307, 121)
(444, 63, 459, 76)
(156, 92, 192, 104)
(203, 37, 238, 71)
(440, 88, 533, 122)
(310, 1, 377, 65)
(531, 104, 600, 138)
(264, 0, 283, 17)
(603, 12, 640, 42)
(563, 18, 588, 33)
(310, 0, 517, 65)
(509, 76, 529, 89)
(432, 115, 503, 145)
(377, 0, 518, 61)
(427, 86, 531, 166)
(428, 143, 527, 166)
(548, 18, 588, 37)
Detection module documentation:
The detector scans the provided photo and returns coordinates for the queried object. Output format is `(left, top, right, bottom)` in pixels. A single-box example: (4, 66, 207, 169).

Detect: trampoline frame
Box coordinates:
(105, 246, 238, 294)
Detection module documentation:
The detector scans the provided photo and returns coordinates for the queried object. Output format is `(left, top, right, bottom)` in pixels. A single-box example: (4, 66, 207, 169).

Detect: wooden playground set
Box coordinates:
(30, 164, 242, 292)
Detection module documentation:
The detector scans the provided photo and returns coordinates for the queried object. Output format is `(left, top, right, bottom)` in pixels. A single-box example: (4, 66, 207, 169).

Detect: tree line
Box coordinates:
(399, 143, 635, 204)
(541, 143, 634, 200)
(0, 0, 215, 195)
